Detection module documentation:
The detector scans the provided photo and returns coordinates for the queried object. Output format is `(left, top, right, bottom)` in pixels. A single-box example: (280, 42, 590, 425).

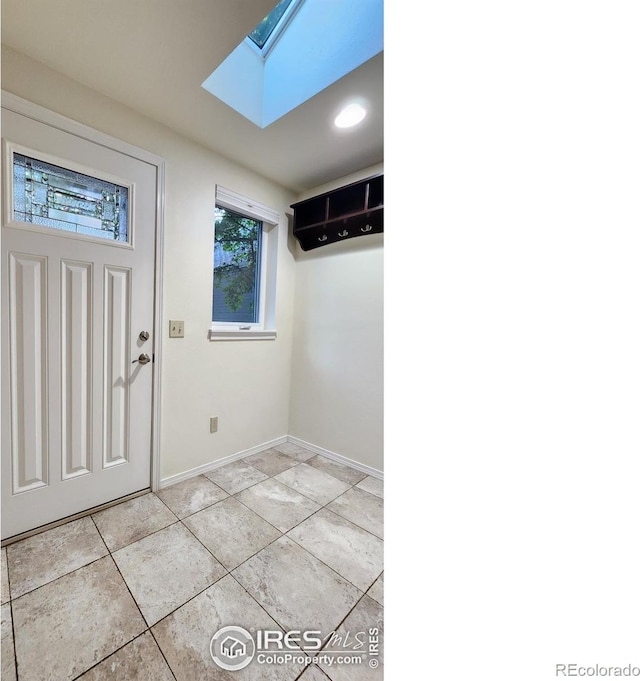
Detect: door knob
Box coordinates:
(132, 353, 151, 365)
(139, 330, 150, 342)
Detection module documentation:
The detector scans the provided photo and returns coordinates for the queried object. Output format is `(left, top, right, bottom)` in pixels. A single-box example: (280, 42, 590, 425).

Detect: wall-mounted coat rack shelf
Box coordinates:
(290, 173, 383, 251)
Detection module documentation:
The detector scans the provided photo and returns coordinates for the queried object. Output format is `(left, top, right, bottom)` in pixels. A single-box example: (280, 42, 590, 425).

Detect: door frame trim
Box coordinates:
(1, 90, 166, 493)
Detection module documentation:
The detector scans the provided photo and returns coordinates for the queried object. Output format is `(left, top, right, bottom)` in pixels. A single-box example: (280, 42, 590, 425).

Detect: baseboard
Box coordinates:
(159, 435, 288, 488)
(286, 436, 383, 480)
(160, 434, 383, 489)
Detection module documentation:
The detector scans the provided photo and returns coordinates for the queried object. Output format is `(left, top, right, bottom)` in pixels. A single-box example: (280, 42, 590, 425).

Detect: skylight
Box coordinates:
(202, 0, 383, 129)
(248, 0, 297, 50)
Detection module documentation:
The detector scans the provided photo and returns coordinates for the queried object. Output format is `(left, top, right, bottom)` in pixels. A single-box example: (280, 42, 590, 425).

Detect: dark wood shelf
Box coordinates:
(291, 173, 383, 251)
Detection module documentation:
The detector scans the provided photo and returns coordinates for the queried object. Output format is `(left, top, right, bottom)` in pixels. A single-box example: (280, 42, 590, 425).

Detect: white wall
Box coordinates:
(289, 164, 384, 471)
(1, 47, 297, 480)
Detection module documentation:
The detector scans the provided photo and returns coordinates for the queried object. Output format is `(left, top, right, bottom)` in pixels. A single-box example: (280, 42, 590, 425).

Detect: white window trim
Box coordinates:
(210, 185, 279, 341)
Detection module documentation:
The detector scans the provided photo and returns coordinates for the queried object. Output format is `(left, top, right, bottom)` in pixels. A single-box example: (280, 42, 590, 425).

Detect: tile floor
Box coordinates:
(1, 444, 383, 680)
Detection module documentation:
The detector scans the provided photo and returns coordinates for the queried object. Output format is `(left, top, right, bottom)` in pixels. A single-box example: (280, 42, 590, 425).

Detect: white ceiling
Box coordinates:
(1, 0, 384, 194)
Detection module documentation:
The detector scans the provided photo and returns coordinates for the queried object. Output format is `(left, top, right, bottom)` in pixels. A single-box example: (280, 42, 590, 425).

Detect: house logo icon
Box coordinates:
(210, 625, 255, 671)
(220, 635, 247, 659)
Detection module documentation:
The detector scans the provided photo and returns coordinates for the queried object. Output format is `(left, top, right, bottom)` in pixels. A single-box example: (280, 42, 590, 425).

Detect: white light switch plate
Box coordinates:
(169, 320, 184, 338)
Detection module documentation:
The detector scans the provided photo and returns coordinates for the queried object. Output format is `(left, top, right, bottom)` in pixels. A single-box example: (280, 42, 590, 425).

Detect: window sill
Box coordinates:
(209, 329, 277, 341)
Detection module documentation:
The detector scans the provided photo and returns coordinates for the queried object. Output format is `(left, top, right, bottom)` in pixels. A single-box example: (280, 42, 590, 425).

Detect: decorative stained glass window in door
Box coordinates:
(13, 153, 129, 242)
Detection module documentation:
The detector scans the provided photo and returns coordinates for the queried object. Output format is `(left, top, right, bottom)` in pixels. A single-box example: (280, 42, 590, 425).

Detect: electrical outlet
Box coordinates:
(169, 320, 184, 338)
(210, 416, 218, 433)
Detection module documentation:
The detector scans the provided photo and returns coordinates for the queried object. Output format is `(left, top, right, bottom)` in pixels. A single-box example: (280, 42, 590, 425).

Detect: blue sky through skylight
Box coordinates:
(248, 0, 296, 50)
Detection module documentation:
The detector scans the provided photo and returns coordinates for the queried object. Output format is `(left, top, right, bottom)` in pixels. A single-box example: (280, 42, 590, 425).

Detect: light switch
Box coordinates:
(169, 320, 184, 338)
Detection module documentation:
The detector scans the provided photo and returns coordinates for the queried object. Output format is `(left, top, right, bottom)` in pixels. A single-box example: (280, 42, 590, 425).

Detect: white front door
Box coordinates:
(1, 101, 161, 540)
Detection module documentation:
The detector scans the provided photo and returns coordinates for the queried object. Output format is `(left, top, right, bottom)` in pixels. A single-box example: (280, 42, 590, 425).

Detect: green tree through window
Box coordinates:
(213, 207, 262, 323)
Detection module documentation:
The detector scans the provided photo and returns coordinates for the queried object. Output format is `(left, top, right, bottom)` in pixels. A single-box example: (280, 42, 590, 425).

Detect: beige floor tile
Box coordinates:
(156, 475, 228, 519)
(1, 548, 9, 605)
(233, 536, 361, 635)
(152, 573, 304, 680)
(275, 464, 351, 506)
(92, 493, 178, 552)
(304, 455, 368, 486)
(318, 595, 383, 681)
(355, 475, 384, 499)
(1, 603, 16, 681)
(298, 666, 331, 681)
(5, 446, 384, 679)
(184, 496, 281, 571)
(236, 478, 321, 532)
(287, 509, 383, 592)
(244, 448, 299, 476)
(204, 460, 269, 494)
(273, 442, 316, 462)
(326, 487, 383, 539)
(12, 556, 146, 681)
(367, 572, 383, 606)
(6, 516, 108, 598)
(77, 632, 174, 680)
(113, 522, 226, 626)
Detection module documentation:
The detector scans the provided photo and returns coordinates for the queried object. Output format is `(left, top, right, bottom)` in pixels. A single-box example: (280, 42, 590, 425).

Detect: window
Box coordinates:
(210, 186, 279, 340)
(247, 0, 301, 53)
(202, 0, 381, 128)
(213, 207, 262, 324)
(11, 150, 130, 243)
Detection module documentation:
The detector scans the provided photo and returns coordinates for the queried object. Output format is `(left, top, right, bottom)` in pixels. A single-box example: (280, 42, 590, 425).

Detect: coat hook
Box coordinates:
(338, 230, 349, 237)
(361, 224, 373, 233)
(318, 234, 328, 242)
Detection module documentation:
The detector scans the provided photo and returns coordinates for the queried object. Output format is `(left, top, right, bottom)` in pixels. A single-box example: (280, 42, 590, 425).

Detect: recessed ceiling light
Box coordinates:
(334, 103, 367, 128)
